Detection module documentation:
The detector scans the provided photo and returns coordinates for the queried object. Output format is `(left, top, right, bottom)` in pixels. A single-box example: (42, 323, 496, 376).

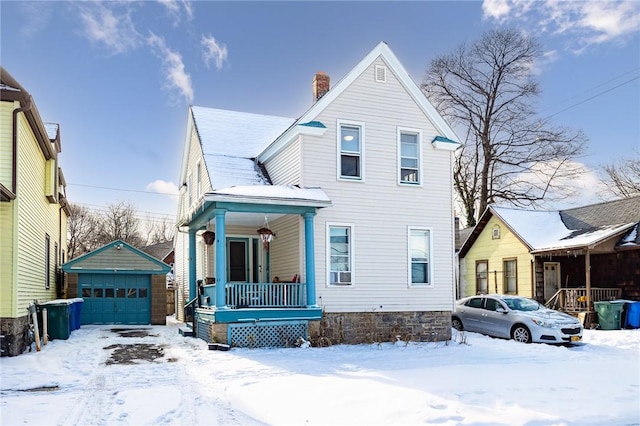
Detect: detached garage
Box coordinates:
(62, 240, 171, 325)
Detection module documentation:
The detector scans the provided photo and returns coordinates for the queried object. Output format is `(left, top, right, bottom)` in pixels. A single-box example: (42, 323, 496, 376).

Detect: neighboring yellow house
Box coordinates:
(1, 67, 70, 357)
(459, 200, 640, 308)
(459, 208, 536, 299)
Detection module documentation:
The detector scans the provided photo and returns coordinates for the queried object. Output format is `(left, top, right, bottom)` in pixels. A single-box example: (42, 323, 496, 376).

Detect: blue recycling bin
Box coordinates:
(74, 299, 84, 330)
(69, 301, 78, 331)
(624, 301, 640, 328)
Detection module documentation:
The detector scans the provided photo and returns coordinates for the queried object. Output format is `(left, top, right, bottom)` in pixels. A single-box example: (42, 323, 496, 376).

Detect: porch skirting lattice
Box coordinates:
(228, 321, 308, 348)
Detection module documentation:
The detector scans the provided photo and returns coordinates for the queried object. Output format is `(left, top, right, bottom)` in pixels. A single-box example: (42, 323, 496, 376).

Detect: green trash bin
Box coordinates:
(594, 301, 624, 330)
(41, 300, 71, 340)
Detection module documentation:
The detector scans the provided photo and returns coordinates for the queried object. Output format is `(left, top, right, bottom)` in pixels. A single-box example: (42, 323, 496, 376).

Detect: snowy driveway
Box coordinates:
(1, 319, 639, 425)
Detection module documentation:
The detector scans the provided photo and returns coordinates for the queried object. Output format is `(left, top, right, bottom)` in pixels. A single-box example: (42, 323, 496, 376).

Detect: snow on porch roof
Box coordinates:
(204, 185, 332, 207)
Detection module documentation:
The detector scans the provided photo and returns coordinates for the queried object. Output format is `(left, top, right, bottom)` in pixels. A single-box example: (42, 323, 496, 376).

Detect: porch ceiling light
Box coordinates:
(257, 216, 275, 250)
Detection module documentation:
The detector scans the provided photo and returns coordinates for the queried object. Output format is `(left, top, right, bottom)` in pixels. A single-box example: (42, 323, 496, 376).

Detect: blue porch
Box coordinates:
(179, 186, 331, 347)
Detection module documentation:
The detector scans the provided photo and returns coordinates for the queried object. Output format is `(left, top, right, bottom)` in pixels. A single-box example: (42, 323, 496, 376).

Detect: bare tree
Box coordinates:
(95, 201, 145, 248)
(601, 155, 640, 198)
(142, 216, 175, 246)
(422, 28, 586, 226)
(67, 204, 100, 259)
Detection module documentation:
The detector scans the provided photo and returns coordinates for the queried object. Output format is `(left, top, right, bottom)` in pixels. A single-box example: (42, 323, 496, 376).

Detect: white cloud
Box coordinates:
(157, 0, 194, 26)
(482, 0, 512, 22)
(201, 34, 228, 70)
(147, 32, 194, 103)
(517, 159, 611, 210)
(482, 0, 640, 51)
(146, 180, 180, 196)
(76, 3, 142, 55)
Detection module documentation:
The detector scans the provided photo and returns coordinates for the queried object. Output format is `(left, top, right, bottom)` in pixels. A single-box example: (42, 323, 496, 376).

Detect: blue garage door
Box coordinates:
(80, 274, 150, 324)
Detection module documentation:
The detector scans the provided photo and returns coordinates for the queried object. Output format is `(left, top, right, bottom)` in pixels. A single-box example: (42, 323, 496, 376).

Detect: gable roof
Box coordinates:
(459, 197, 640, 257)
(258, 41, 461, 162)
(141, 240, 174, 263)
(62, 240, 171, 274)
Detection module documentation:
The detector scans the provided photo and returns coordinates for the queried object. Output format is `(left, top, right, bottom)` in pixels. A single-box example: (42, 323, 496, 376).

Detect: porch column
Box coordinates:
(214, 209, 228, 308)
(188, 229, 197, 303)
(304, 212, 318, 307)
(585, 248, 592, 310)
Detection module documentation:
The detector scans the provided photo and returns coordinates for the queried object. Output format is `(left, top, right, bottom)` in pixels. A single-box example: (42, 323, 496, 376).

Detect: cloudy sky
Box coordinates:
(2, 1, 638, 224)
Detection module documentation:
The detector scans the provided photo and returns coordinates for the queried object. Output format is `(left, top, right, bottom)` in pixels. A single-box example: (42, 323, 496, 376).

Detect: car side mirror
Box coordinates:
(496, 307, 507, 314)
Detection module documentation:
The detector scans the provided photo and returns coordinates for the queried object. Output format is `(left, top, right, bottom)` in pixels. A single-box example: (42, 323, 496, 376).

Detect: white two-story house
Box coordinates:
(173, 42, 460, 347)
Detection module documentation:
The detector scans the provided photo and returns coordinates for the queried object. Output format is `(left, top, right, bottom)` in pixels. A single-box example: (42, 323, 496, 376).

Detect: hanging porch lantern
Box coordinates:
(202, 231, 215, 245)
(257, 217, 274, 251)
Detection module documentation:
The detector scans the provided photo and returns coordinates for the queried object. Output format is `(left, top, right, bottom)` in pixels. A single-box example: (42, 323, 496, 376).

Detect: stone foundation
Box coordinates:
(1, 315, 30, 357)
(309, 311, 451, 345)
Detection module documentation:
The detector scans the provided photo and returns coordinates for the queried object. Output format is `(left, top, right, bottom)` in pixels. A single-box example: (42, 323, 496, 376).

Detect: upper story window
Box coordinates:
(408, 227, 432, 286)
(327, 223, 354, 285)
(196, 162, 202, 199)
(398, 128, 422, 185)
(337, 120, 364, 181)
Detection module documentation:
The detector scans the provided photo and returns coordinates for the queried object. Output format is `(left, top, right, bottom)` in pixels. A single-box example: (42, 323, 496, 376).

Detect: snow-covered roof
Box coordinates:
(190, 107, 295, 190)
(205, 184, 331, 207)
(492, 206, 636, 252)
(191, 107, 294, 158)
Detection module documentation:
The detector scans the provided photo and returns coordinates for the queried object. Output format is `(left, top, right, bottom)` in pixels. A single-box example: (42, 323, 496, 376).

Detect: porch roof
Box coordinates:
(185, 184, 332, 230)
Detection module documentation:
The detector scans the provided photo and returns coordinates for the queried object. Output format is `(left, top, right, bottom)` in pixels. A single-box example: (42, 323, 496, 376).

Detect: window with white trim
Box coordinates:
(398, 128, 421, 184)
(337, 121, 364, 180)
(327, 224, 353, 285)
(408, 228, 431, 286)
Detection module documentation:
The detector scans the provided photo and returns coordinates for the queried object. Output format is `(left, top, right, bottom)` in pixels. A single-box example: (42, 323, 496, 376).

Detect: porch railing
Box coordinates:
(545, 287, 622, 312)
(224, 282, 307, 308)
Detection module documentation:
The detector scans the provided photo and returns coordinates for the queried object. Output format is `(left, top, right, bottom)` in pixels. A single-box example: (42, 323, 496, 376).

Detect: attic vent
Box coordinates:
(374, 65, 387, 83)
(492, 225, 501, 240)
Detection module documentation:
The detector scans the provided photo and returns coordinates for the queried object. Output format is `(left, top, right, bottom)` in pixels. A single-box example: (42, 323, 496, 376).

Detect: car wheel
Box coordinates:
(452, 317, 464, 331)
(511, 325, 532, 343)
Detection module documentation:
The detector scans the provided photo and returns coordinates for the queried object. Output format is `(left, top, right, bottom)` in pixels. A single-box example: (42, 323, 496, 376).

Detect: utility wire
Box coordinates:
(546, 75, 639, 119)
(67, 182, 179, 197)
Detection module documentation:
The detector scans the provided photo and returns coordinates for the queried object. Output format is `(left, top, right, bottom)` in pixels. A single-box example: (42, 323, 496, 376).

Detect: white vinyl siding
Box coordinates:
(336, 120, 365, 181)
(301, 57, 455, 313)
(326, 223, 354, 286)
(398, 127, 422, 185)
(263, 136, 301, 186)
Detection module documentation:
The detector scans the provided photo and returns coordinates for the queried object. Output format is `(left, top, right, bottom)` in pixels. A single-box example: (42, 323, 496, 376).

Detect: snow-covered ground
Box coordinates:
(1, 317, 638, 426)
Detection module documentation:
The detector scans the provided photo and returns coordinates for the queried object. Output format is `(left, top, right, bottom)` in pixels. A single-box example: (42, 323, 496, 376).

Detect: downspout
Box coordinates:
(12, 96, 33, 194)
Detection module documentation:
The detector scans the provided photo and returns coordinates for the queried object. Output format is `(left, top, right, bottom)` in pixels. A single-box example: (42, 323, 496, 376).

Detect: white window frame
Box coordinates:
(336, 120, 365, 182)
(407, 227, 433, 287)
(397, 127, 422, 186)
(326, 222, 355, 286)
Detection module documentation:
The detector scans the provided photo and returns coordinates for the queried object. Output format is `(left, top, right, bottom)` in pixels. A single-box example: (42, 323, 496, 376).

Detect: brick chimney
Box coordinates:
(313, 72, 330, 102)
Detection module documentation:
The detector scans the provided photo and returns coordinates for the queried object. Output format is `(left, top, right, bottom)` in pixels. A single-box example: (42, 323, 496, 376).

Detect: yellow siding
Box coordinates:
(0, 201, 17, 316)
(0, 102, 15, 186)
(269, 215, 302, 281)
(462, 215, 534, 298)
(13, 112, 62, 316)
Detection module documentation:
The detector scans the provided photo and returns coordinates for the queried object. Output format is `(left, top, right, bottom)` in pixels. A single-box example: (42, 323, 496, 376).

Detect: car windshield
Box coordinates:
(503, 297, 541, 312)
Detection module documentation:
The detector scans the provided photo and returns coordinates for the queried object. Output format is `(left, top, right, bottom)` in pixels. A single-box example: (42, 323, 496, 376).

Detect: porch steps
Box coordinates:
(178, 325, 193, 337)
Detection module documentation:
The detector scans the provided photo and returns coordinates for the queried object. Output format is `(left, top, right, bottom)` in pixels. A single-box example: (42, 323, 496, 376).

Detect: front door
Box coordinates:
(544, 262, 561, 302)
(228, 239, 249, 282)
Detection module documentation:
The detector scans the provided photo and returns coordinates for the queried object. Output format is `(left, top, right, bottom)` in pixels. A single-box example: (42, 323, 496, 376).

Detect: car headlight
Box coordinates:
(532, 318, 559, 328)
